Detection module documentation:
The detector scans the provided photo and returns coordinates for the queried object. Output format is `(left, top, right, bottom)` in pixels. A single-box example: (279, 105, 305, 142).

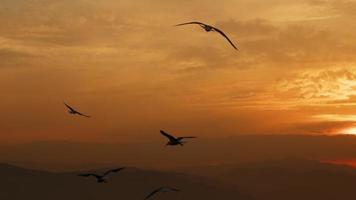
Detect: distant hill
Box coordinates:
(0, 163, 253, 200)
(182, 158, 356, 200)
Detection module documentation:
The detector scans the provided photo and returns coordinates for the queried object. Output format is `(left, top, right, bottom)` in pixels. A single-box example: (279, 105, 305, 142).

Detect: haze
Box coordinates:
(3, 1, 356, 199)
(1, 0, 356, 143)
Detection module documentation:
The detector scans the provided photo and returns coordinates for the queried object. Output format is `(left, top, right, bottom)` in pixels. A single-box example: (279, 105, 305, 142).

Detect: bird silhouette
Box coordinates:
(175, 21, 238, 50)
(144, 187, 180, 200)
(78, 167, 125, 183)
(160, 130, 196, 146)
(64, 102, 91, 118)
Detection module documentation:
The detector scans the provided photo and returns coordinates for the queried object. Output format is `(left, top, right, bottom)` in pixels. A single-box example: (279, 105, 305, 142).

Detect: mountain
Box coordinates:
(182, 158, 356, 200)
(0, 163, 252, 200)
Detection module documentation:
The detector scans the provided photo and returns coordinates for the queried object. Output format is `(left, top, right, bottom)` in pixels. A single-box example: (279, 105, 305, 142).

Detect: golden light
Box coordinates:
(340, 127, 356, 135)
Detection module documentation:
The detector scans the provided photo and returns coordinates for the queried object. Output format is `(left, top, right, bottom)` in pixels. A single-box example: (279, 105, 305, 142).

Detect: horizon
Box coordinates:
(2, 0, 356, 199)
(1, 134, 356, 172)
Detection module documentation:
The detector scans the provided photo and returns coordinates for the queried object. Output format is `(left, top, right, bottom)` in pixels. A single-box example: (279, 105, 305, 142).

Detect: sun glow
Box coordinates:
(340, 127, 356, 135)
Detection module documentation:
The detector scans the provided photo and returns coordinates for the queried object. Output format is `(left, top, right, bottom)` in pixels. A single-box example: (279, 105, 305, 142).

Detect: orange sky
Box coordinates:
(324, 159, 356, 168)
(2, 0, 356, 143)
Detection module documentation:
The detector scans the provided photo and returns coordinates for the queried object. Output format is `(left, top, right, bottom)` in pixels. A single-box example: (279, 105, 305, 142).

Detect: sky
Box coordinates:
(2, 0, 356, 143)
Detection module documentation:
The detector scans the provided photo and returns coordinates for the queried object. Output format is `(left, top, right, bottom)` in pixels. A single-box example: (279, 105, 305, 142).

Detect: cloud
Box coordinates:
(275, 67, 356, 105)
(2, 0, 356, 142)
(327, 0, 356, 17)
(216, 19, 278, 38)
(0, 46, 40, 68)
(312, 114, 356, 122)
(0, 48, 35, 59)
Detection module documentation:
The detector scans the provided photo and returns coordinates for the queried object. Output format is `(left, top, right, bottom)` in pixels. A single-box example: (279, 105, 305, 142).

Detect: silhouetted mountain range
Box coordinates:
(1, 158, 356, 199)
(0, 163, 252, 200)
(1, 136, 356, 199)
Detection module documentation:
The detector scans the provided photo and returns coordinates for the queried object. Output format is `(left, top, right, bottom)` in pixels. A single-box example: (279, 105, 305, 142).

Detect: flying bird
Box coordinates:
(144, 187, 180, 200)
(78, 167, 125, 183)
(64, 102, 91, 118)
(175, 21, 238, 50)
(160, 130, 196, 146)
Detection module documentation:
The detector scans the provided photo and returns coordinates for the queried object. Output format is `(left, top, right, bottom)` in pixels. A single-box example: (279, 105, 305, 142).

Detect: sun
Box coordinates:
(340, 127, 356, 135)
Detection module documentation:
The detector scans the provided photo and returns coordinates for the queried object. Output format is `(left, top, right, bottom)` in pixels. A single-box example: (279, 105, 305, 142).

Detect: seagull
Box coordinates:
(175, 21, 238, 50)
(78, 167, 125, 183)
(160, 130, 196, 146)
(64, 102, 91, 118)
(144, 187, 180, 200)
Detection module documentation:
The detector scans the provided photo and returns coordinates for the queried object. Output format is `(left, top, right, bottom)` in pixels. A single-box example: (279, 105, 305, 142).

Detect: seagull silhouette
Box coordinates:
(144, 187, 180, 200)
(78, 167, 125, 183)
(64, 102, 91, 118)
(175, 21, 238, 50)
(160, 130, 196, 146)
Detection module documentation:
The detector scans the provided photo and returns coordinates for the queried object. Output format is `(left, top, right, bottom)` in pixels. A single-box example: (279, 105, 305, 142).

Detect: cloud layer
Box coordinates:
(1, 0, 356, 142)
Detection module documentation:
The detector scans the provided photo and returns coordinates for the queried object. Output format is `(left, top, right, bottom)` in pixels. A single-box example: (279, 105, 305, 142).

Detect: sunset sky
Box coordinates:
(2, 0, 356, 143)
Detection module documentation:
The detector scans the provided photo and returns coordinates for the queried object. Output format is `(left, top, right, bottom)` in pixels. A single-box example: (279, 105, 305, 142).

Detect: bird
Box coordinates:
(78, 167, 125, 183)
(175, 21, 238, 50)
(64, 102, 91, 118)
(144, 187, 180, 200)
(160, 130, 196, 146)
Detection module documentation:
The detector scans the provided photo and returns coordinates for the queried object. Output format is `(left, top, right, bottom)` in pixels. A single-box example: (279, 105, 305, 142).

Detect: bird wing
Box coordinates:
(160, 130, 177, 141)
(177, 136, 196, 140)
(163, 187, 180, 192)
(174, 21, 205, 26)
(76, 112, 91, 118)
(212, 27, 238, 50)
(144, 188, 161, 200)
(64, 102, 76, 112)
(78, 173, 101, 179)
(103, 167, 125, 177)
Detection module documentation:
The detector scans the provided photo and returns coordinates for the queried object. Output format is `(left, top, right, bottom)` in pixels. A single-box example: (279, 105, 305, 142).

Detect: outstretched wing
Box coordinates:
(160, 130, 177, 141)
(163, 187, 180, 192)
(212, 27, 238, 50)
(64, 102, 76, 112)
(78, 173, 100, 179)
(76, 112, 91, 118)
(103, 167, 125, 177)
(174, 21, 205, 26)
(64, 102, 90, 117)
(177, 136, 196, 140)
(144, 188, 161, 200)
